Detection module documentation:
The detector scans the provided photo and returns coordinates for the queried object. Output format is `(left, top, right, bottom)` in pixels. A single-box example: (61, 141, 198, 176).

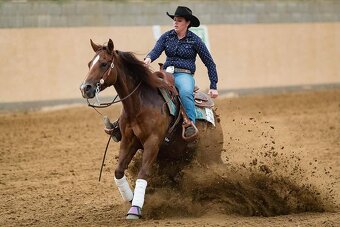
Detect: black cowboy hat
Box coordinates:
(166, 6, 200, 27)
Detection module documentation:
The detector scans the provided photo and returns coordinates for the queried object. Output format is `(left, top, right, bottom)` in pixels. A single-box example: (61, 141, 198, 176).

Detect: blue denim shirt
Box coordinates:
(146, 29, 218, 89)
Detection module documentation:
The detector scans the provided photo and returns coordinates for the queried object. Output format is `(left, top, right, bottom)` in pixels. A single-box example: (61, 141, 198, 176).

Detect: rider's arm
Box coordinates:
(196, 38, 218, 90)
(145, 31, 169, 62)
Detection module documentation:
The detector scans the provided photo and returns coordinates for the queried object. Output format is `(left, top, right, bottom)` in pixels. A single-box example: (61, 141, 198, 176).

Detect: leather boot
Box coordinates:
(184, 125, 196, 137)
(104, 119, 122, 142)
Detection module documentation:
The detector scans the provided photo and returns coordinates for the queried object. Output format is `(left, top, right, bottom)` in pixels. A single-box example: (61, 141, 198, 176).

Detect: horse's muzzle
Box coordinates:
(80, 83, 96, 99)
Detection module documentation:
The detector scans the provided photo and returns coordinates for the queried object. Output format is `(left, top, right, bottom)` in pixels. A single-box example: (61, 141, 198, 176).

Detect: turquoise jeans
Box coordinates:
(174, 72, 196, 123)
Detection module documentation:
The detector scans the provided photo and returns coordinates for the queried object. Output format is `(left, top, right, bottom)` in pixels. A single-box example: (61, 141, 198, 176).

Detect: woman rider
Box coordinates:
(144, 6, 219, 137)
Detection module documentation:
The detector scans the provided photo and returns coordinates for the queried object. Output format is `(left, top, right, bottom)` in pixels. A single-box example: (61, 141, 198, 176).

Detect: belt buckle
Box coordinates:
(166, 66, 174, 74)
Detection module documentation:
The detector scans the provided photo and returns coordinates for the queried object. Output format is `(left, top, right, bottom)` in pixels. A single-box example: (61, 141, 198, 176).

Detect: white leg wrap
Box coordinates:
(131, 179, 148, 208)
(114, 175, 133, 202)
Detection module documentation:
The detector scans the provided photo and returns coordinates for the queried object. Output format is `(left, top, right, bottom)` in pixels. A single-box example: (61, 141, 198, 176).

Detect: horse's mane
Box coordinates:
(116, 50, 169, 90)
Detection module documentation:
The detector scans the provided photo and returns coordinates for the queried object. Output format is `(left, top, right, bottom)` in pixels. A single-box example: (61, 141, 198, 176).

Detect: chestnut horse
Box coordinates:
(80, 39, 223, 219)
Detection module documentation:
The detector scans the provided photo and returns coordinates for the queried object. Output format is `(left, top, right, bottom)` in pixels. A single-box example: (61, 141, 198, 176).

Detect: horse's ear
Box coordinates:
(90, 39, 100, 52)
(108, 39, 114, 54)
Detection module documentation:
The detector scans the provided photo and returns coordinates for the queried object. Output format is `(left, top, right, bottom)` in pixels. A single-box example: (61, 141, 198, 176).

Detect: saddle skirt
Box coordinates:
(159, 88, 216, 126)
(155, 69, 216, 126)
(194, 91, 214, 108)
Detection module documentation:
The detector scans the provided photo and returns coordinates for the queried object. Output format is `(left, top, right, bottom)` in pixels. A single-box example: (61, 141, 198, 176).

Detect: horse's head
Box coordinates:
(80, 39, 118, 99)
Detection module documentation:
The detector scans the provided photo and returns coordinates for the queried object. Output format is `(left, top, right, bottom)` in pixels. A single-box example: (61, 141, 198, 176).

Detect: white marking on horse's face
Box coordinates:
(82, 54, 101, 85)
(90, 55, 100, 70)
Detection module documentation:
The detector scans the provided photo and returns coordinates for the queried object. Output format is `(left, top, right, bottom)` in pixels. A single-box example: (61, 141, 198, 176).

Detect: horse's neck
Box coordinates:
(114, 75, 141, 117)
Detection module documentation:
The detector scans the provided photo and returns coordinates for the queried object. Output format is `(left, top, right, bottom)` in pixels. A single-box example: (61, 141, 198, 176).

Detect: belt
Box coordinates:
(174, 68, 192, 74)
(166, 66, 192, 74)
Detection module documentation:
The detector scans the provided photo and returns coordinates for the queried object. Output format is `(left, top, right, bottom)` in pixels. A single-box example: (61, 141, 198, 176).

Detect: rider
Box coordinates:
(144, 6, 219, 137)
(107, 6, 219, 140)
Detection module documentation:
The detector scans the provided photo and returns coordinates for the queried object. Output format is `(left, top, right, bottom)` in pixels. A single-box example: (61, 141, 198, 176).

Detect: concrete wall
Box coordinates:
(1, 0, 339, 104)
(1, 23, 339, 103)
(1, 0, 340, 28)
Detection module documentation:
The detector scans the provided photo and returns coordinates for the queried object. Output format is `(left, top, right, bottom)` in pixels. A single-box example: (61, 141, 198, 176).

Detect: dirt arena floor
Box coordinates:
(1, 89, 339, 226)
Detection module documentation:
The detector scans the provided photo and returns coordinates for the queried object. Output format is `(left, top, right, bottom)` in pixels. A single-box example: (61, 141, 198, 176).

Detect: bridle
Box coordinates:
(86, 50, 141, 109)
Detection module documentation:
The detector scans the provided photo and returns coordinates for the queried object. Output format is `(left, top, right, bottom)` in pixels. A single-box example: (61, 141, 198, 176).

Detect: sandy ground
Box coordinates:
(0, 89, 339, 226)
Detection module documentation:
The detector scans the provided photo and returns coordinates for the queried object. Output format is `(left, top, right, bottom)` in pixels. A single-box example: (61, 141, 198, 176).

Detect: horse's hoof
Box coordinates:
(126, 206, 142, 220)
(126, 214, 140, 220)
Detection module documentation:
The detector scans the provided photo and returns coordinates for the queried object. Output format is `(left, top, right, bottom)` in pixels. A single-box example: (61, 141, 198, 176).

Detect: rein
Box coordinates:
(86, 81, 141, 108)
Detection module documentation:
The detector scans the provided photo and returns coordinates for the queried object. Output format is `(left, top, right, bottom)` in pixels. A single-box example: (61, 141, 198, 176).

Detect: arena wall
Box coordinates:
(0, 0, 339, 104)
(1, 0, 339, 28)
(1, 22, 339, 103)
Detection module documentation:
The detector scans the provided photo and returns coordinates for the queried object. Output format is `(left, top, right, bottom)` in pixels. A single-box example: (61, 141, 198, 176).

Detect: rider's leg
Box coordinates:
(104, 118, 122, 142)
(174, 72, 197, 137)
(111, 119, 122, 142)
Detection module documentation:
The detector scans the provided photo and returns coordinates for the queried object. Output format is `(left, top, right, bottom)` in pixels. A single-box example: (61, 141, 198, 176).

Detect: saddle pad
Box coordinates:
(195, 106, 215, 126)
(160, 88, 215, 126)
(159, 88, 177, 116)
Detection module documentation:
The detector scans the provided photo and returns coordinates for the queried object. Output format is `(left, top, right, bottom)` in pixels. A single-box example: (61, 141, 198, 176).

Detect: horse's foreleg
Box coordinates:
(127, 139, 160, 219)
(114, 175, 133, 202)
(126, 178, 148, 219)
(114, 137, 139, 203)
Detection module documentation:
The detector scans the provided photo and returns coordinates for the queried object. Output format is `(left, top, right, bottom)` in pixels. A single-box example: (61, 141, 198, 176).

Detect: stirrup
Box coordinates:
(182, 121, 198, 141)
(126, 206, 142, 219)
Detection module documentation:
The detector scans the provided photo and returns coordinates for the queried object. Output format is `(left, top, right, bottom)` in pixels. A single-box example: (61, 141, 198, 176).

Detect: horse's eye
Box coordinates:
(101, 62, 108, 68)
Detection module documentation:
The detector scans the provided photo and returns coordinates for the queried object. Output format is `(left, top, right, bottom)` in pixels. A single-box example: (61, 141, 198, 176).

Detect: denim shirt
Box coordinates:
(146, 29, 218, 89)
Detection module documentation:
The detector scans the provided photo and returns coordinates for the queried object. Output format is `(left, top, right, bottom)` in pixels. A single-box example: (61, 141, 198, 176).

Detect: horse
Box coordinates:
(80, 39, 223, 219)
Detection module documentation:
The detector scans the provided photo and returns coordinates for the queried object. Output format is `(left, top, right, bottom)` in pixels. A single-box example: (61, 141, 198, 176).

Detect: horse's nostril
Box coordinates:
(84, 84, 92, 92)
(80, 83, 95, 98)
(80, 83, 92, 92)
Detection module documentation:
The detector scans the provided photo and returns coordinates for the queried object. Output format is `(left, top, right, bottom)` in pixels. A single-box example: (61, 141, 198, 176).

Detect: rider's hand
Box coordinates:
(208, 89, 218, 98)
(144, 57, 151, 66)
